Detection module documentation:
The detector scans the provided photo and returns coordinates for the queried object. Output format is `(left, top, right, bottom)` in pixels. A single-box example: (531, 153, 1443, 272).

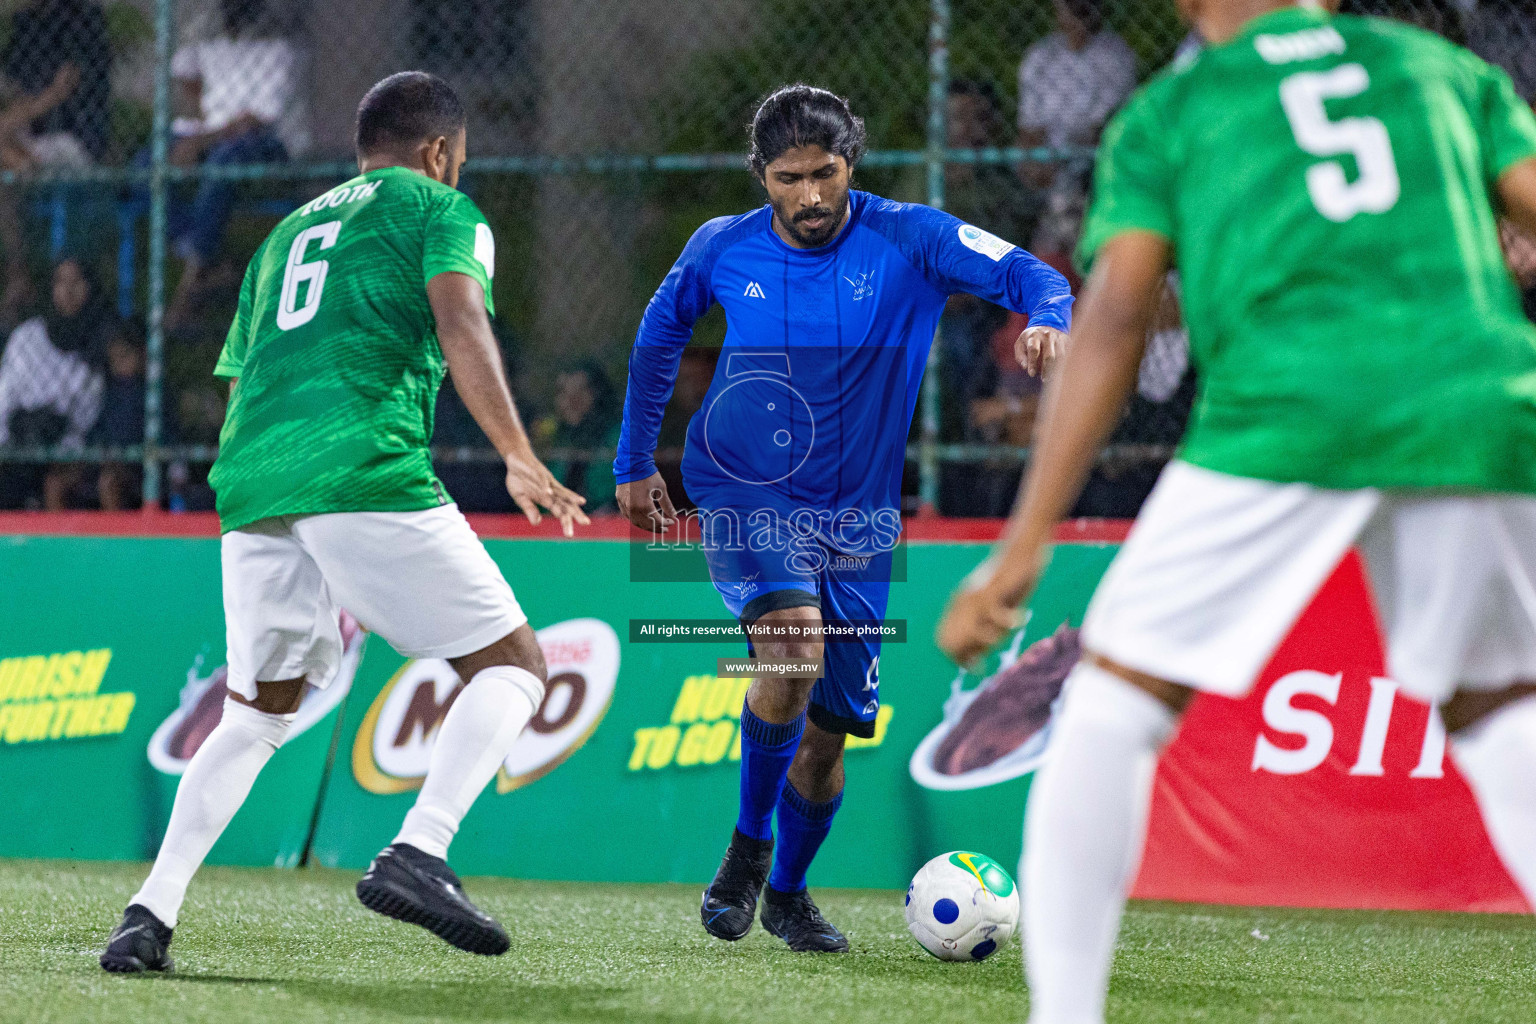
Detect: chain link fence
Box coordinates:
(0, 0, 1532, 515)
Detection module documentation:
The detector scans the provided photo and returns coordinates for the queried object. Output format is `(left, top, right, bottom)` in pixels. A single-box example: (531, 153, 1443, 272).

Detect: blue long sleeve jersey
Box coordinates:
(614, 190, 1074, 551)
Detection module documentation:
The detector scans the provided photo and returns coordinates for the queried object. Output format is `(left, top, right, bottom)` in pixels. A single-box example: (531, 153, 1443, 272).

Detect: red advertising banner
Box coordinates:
(1132, 552, 1530, 913)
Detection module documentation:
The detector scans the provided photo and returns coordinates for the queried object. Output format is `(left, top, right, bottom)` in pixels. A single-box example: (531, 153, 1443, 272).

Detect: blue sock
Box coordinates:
(768, 782, 843, 892)
(735, 704, 804, 841)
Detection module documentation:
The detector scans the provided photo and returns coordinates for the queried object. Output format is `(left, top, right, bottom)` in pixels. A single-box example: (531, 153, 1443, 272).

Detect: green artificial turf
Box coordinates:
(2, 858, 1533, 1023)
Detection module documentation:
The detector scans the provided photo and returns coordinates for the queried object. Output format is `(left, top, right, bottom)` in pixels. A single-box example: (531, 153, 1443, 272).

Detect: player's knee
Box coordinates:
(1442, 683, 1536, 734)
(748, 605, 823, 651)
(1084, 650, 1194, 714)
(235, 676, 306, 716)
(450, 623, 547, 686)
(747, 608, 825, 668)
(756, 638, 824, 667)
(747, 677, 816, 721)
(797, 723, 846, 770)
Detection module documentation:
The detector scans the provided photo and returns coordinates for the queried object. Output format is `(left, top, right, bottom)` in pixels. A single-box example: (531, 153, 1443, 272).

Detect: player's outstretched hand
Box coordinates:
(615, 471, 679, 533)
(936, 556, 1035, 668)
(1016, 325, 1069, 378)
(504, 450, 589, 537)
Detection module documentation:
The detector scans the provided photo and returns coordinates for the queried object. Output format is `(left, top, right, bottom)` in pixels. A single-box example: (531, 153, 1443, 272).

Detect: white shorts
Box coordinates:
(1081, 461, 1536, 705)
(221, 504, 526, 700)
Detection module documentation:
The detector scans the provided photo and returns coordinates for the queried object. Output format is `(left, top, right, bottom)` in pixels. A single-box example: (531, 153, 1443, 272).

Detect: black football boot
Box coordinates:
(699, 828, 774, 940)
(760, 885, 849, 952)
(356, 843, 510, 955)
(100, 904, 174, 973)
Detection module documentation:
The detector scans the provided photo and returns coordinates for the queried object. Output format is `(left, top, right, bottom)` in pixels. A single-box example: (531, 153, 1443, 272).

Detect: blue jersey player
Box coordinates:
(614, 85, 1073, 951)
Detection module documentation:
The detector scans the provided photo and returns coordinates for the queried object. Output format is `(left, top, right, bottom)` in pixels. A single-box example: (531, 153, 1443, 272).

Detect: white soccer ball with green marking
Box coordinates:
(904, 850, 1018, 961)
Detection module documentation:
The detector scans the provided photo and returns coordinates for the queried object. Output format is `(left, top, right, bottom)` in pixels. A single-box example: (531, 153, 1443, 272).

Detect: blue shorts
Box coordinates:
(704, 522, 890, 738)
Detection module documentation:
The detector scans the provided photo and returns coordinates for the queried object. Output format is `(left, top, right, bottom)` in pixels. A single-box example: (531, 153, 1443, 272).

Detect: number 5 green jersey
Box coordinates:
(1079, 7, 1536, 493)
(210, 166, 495, 532)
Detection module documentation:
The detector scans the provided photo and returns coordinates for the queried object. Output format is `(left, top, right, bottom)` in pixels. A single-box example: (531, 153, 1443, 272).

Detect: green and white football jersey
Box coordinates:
(210, 166, 495, 532)
(1079, 6, 1536, 492)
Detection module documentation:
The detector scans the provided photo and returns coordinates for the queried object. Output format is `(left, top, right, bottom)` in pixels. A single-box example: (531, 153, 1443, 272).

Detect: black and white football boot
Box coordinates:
(760, 886, 849, 952)
(100, 904, 174, 973)
(356, 843, 510, 955)
(699, 828, 774, 941)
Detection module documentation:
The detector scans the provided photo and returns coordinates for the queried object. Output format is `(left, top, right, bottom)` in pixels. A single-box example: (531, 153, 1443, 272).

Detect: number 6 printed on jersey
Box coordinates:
(277, 220, 342, 330)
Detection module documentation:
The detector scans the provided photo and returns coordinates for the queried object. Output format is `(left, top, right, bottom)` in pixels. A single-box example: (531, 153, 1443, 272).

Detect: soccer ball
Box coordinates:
(904, 850, 1018, 961)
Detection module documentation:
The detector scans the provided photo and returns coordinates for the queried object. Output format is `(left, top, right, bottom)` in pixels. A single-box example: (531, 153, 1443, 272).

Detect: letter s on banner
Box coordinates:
(1252, 670, 1342, 775)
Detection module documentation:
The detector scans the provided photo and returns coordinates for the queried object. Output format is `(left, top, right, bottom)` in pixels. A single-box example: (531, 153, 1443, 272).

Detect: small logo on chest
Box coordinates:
(843, 271, 875, 301)
(744, 281, 767, 299)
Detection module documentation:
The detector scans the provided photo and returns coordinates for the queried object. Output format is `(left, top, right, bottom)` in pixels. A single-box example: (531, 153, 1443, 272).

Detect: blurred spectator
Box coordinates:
(0, 256, 111, 509)
(941, 80, 1042, 444)
(956, 318, 1044, 517)
(159, 382, 225, 512)
(538, 360, 621, 514)
(1342, 0, 1465, 41)
(0, 62, 84, 328)
(946, 80, 1040, 248)
(162, 0, 308, 330)
(1136, 275, 1190, 404)
(3, 0, 110, 161)
(93, 318, 145, 510)
(940, 292, 1010, 443)
(1072, 275, 1195, 518)
(1016, 0, 1136, 197)
(1466, 0, 1536, 102)
(0, 0, 112, 328)
(432, 324, 527, 513)
(0, 63, 86, 169)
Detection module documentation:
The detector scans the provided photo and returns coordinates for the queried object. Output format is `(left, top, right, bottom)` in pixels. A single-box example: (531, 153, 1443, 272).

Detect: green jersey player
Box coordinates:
(938, 1, 1536, 1021)
(102, 72, 587, 974)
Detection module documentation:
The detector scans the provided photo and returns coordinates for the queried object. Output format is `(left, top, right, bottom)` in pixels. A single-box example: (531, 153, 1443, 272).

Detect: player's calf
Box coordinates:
(1446, 685, 1536, 905)
(359, 627, 543, 955)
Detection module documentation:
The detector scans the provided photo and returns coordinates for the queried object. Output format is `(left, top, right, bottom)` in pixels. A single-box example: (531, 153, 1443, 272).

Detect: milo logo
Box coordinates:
(948, 850, 1016, 899)
(352, 618, 620, 795)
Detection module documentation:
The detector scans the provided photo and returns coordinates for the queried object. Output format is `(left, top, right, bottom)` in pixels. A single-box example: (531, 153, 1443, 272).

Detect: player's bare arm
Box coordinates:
(937, 230, 1168, 667)
(1499, 156, 1536, 237)
(428, 271, 589, 537)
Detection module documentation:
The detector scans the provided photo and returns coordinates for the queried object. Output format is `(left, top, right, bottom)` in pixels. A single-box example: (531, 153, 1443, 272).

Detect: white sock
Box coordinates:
(394, 665, 543, 860)
(1452, 695, 1536, 904)
(131, 697, 293, 927)
(1023, 663, 1176, 1024)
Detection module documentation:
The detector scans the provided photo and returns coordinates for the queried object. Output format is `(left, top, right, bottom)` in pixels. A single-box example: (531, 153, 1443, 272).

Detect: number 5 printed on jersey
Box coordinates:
(1280, 64, 1401, 222)
(277, 220, 342, 330)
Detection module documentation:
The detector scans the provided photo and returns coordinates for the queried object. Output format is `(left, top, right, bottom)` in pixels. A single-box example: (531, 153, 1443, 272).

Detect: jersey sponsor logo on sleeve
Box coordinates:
(957, 224, 1017, 262)
(744, 281, 767, 299)
(474, 222, 496, 279)
(1254, 26, 1346, 64)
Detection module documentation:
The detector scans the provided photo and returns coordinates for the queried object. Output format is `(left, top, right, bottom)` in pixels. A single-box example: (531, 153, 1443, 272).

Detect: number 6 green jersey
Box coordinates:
(209, 166, 495, 532)
(1079, 7, 1536, 492)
